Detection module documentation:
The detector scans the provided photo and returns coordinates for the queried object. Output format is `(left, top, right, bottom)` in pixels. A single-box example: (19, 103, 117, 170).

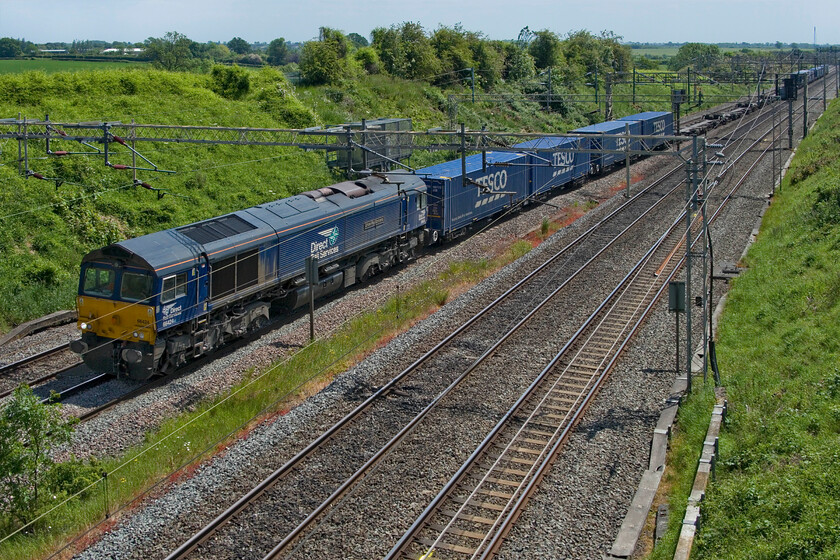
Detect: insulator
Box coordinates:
(112, 135, 127, 146)
(31, 172, 45, 180)
(140, 182, 153, 189)
(52, 151, 69, 156)
(111, 164, 129, 170)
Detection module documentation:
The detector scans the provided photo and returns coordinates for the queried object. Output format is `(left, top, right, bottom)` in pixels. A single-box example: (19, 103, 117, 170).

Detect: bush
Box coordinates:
(210, 64, 250, 99)
(354, 47, 381, 75)
(299, 41, 348, 85)
(0, 386, 76, 525)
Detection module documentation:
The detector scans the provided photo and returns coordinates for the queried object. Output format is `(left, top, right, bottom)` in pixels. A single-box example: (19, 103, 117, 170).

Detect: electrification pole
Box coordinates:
(803, 79, 808, 138)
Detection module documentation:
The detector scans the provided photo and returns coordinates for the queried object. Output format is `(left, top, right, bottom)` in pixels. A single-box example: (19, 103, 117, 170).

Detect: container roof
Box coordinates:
(570, 121, 632, 134)
(617, 111, 670, 121)
(415, 151, 525, 179)
(514, 136, 580, 150)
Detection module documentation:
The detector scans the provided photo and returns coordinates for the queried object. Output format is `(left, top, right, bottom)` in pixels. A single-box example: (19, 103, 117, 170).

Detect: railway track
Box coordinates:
(264, 104, 789, 560)
(384, 87, 833, 559)
(0, 343, 81, 399)
(157, 99, 798, 560)
(163, 147, 701, 560)
(159, 94, 808, 558)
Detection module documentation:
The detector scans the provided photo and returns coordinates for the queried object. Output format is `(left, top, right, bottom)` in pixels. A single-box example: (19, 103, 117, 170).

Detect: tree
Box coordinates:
(354, 46, 380, 74)
(371, 22, 439, 80)
(0, 385, 75, 524)
(668, 43, 722, 71)
(371, 26, 402, 75)
(267, 38, 288, 65)
(473, 40, 504, 90)
(504, 44, 536, 81)
(598, 30, 632, 72)
(347, 33, 369, 48)
(0, 37, 22, 58)
(144, 31, 194, 71)
(563, 30, 601, 73)
(299, 29, 352, 85)
(204, 42, 232, 61)
(432, 25, 476, 85)
(227, 37, 251, 55)
(529, 30, 564, 69)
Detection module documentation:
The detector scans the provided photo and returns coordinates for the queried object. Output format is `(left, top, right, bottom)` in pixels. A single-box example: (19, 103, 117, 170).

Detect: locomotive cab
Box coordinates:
(70, 236, 205, 381)
(71, 257, 159, 380)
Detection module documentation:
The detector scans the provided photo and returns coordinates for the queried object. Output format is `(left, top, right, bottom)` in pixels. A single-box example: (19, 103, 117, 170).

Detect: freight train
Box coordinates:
(777, 65, 827, 100)
(70, 111, 675, 380)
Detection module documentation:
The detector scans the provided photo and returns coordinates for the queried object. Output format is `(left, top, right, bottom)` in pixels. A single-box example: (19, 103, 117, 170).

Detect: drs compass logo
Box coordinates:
(311, 226, 340, 258)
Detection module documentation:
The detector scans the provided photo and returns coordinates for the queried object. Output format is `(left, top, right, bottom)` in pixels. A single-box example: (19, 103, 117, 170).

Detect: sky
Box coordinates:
(1, 0, 837, 45)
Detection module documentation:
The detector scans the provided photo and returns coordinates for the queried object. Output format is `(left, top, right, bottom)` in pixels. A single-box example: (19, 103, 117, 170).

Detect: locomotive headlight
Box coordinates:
(80, 322, 89, 330)
(133, 331, 139, 338)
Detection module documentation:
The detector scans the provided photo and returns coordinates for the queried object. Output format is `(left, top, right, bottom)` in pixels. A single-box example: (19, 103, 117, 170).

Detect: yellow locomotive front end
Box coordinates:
(70, 262, 160, 380)
(76, 295, 157, 344)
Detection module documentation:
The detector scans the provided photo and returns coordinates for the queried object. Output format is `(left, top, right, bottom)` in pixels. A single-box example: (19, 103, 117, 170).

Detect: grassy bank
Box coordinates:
(649, 99, 840, 558)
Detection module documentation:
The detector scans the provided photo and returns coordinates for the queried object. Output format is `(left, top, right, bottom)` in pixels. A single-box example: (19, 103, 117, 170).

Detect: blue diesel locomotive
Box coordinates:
(71, 174, 428, 379)
(71, 111, 674, 379)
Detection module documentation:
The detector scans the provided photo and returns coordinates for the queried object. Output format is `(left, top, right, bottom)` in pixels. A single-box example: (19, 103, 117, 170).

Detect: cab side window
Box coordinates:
(161, 273, 188, 303)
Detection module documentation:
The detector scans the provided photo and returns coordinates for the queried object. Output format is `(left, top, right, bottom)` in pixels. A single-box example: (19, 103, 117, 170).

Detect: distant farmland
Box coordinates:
(0, 58, 149, 74)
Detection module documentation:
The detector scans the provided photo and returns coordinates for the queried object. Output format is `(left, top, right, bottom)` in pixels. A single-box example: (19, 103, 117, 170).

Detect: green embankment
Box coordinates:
(650, 99, 840, 558)
(0, 68, 579, 330)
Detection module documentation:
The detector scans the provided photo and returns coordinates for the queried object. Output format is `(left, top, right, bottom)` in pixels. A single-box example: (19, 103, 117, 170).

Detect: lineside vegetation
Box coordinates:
(649, 99, 840, 559)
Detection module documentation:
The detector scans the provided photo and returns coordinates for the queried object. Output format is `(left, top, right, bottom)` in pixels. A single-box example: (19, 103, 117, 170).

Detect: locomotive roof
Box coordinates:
(82, 175, 427, 275)
(415, 151, 525, 180)
(83, 230, 203, 274)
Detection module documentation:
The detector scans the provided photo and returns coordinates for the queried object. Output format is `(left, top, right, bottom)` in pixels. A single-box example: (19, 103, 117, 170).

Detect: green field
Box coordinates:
(630, 46, 680, 58)
(0, 59, 148, 74)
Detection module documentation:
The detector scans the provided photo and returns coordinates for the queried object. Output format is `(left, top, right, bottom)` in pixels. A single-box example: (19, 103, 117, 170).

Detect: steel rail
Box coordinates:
(164, 147, 695, 560)
(0, 343, 70, 374)
(41, 373, 112, 405)
(386, 202, 692, 560)
(385, 97, 804, 559)
(0, 362, 80, 400)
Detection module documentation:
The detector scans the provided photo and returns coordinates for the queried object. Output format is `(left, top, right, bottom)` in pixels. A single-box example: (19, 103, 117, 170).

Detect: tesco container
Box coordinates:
(513, 136, 588, 197)
(570, 120, 642, 172)
(617, 111, 674, 150)
(417, 151, 530, 239)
